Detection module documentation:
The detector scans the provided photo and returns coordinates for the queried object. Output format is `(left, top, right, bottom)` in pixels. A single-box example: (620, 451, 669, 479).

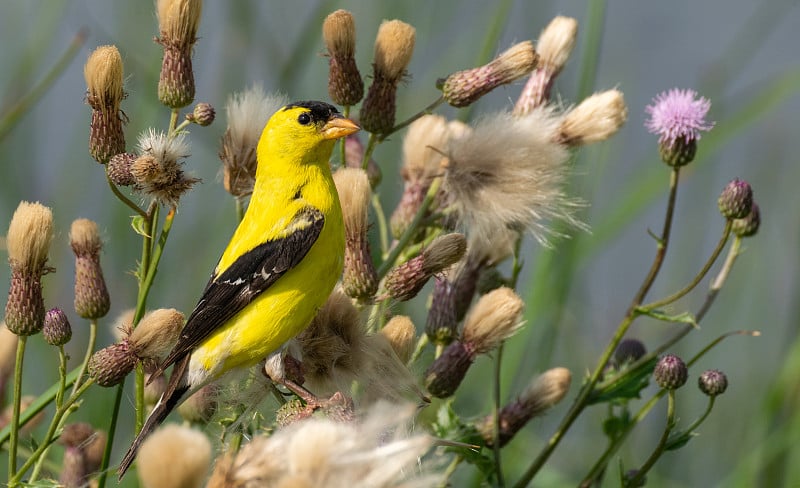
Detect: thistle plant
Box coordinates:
(1, 5, 770, 488)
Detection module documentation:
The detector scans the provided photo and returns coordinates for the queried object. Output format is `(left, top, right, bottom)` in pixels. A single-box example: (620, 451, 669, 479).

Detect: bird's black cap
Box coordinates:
(284, 100, 342, 123)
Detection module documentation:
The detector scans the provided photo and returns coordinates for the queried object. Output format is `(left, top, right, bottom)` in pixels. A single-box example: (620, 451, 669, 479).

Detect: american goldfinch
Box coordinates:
(119, 101, 358, 476)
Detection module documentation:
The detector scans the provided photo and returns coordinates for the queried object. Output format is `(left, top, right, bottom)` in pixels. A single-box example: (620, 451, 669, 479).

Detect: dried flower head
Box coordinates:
(84, 45, 126, 163)
(134, 129, 199, 206)
(137, 423, 211, 488)
(698, 369, 728, 397)
(384, 233, 467, 301)
(206, 402, 437, 488)
(380, 315, 416, 363)
(334, 168, 378, 299)
(129, 308, 185, 361)
(5, 201, 53, 335)
(479, 367, 572, 446)
(718, 178, 753, 220)
(515, 16, 579, 114)
(440, 41, 538, 108)
(70, 218, 111, 319)
(107, 152, 137, 186)
(220, 85, 288, 198)
(556, 89, 627, 146)
(462, 287, 524, 354)
(390, 114, 454, 238)
(156, 0, 203, 108)
(88, 342, 137, 387)
(323, 10, 364, 106)
(187, 102, 215, 126)
(360, 20, 416, 133)
(732, 202, 760, 237)
(445, 109, 583, 248)
(43, 307, 72, 346)
(646, 88, 714, 166)
(654, 354, 688, 390)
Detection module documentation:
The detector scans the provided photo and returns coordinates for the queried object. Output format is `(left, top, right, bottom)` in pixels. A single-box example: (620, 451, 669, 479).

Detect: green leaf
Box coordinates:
(635, 308, 699, 328)
(588, 357, 657, 405)
(430, 402, 495, 477)
(665, 429, 698, 451)
(131, 215, 150, 237)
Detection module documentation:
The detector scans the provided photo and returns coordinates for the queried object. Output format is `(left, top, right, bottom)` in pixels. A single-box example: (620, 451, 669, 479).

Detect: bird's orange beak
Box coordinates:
(321, 116, 360, 140)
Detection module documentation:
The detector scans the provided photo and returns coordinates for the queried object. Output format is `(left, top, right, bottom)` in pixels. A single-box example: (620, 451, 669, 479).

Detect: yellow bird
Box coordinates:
(119, 101, 358, 476)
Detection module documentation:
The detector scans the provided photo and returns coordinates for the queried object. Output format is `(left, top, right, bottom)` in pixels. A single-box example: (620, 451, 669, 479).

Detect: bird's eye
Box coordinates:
(298, 113, 312, 125)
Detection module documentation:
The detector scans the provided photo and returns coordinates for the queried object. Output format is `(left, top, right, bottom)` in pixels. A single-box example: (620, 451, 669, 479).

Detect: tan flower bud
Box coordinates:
(84, 45, 126, 163)
(440, 41, 538, 108)
(156, 0, 203, 108)
(5, 202, 53, 335)
(129, 308, 185, 361)
(136, 423, 211, 488)
(556, 89, 627, 146)
(334, 168, 378, 299)
(462, 287, 524, 354)
(384, 233, 466, 301)
(186, 102, 215, 126)
(360, 20, 416, 133)
(323, 10, 364, 106)
(133, 130, 199, 207)
(478, 367, 571, 446)
(380, 315, 415, 363)
(70, 219, 110, 319)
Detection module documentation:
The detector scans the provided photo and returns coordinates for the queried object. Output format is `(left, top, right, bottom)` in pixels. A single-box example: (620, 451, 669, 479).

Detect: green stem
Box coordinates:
(8, 335, 27, 483)
(377, 177, 443, 278)
(235, 197, 246, 222)
(168, 108, 180, 136)
(0, 28, 87, 141)
(55, 345, 67, 409)
(409, 334, 429, 364)
(514, 168, 681, 487)
(9, 380, 95, 485)
(371, 194, 390, 255)
(492, 342, 506, 488)
(362, 133, 378, 171)
(377, 96, 445, 142)
(440, 455, 463, 488)
(107, 175, 147, 218)
(71, 319, 97, 396)
(678, 396, 716, 443)
(173, 118, 191, 133)
(641, 221, 731, 311)
(135, 363, 145, 433)
(628, 390, 676, 486)
(97, 380, 126, 488)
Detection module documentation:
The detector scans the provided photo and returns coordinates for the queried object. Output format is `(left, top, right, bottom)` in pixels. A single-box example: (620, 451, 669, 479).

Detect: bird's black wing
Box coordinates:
(156, 207, 325, 372)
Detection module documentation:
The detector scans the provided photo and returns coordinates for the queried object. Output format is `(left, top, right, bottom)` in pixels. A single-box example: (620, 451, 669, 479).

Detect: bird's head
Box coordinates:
(258, 101, 360, 169)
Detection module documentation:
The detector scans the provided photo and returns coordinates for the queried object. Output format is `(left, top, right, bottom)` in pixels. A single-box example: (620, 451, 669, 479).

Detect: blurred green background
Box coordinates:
(1, 1, 798, 486)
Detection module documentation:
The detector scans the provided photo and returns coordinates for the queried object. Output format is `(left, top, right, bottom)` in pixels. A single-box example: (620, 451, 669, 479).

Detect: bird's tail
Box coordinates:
(118, 355, 191, 479)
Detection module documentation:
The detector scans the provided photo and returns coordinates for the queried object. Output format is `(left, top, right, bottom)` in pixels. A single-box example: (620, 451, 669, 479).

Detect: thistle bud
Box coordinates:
(129, 308, 185, 361)
(5, 202, 53, 336)
(556, 89, 627, 146)
(462, 287, 524, 354)
(698, 369, 728, 397)
(424, 340, 472, 398)
(425, 277, 457, 345)
(136, 424, 211, 488)
(43, 307, 72, 346)
(334, 168, 378, 299)
(732, 202, 760, 237)
(156, 0, 203, 108)
(380, 315, 415, 363)
(88, 342, 137, 387)
(134, 129, 199, 207)
(107, 152, 137, 186)
(384, 233, 466, 301)
(613, 338, 646, 367)
(440, 41, 538, 108)
(653, 354, 688, 390)
(718, 178, 753, 220)
(478, 367, 572, 446)
(186, 102, 215, 126)
(514, 17, 578, 114)
(70, 219, 110, 320)
(84, 45, 126, 163)
(344, 135, 381, 187)
(59, 423, 105, 487)
(323, 10, 364, 106)
(178, 383, 218, 423)
(359, 20, 416, 133)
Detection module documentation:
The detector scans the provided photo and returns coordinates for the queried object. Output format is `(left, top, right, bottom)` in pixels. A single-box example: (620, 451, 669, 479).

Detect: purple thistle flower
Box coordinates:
(645, 88, 714, 147)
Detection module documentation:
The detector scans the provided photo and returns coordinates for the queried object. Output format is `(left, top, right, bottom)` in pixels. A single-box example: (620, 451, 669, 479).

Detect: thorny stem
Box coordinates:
(514, 168, 681, 487)
(71, 319, 97, 396)
(9, 380, 95, 485)
(629, 390, 676, 486)
(8, 335, 27, 483)
(641, 221, 732, 311)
